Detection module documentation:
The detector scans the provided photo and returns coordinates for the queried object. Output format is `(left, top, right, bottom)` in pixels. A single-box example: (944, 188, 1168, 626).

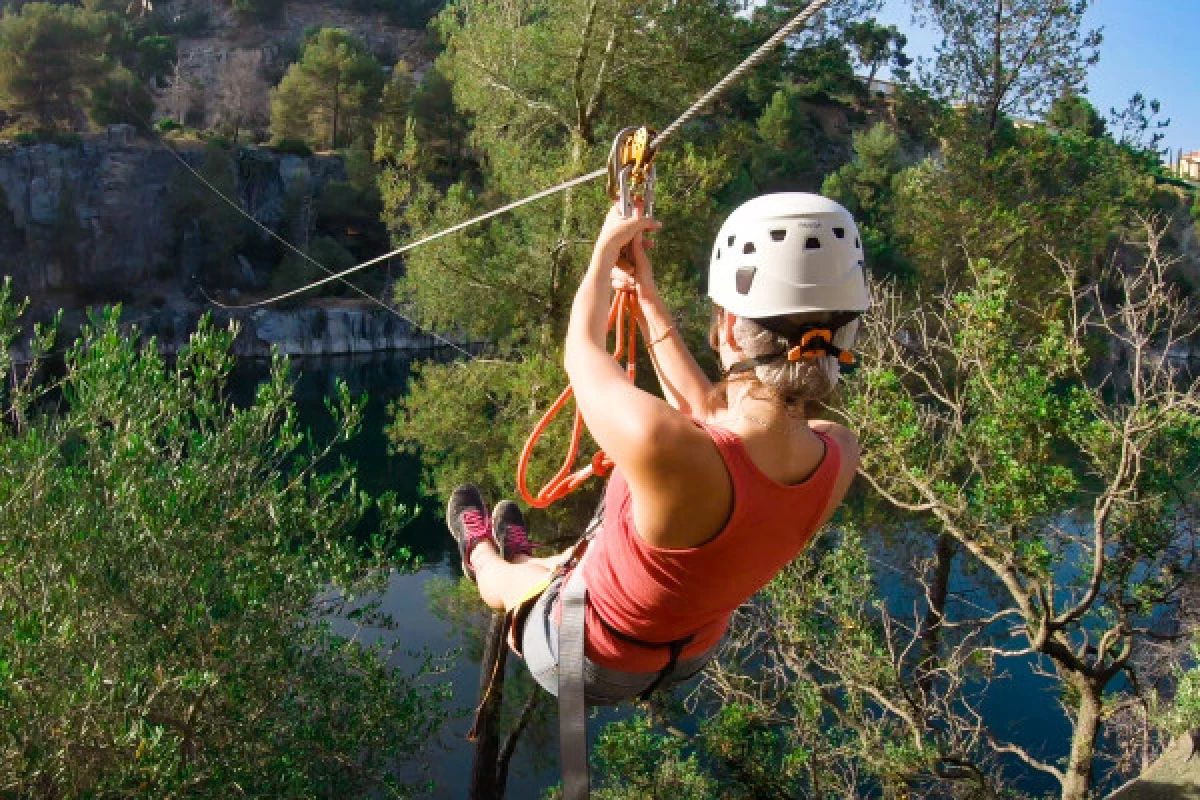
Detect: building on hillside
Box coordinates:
(863, 77, 897, 97)
(1179, 151, 1200, 182)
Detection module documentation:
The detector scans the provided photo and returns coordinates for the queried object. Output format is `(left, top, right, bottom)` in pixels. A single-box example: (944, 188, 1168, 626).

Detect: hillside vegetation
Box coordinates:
(0, 1, 1198, 799)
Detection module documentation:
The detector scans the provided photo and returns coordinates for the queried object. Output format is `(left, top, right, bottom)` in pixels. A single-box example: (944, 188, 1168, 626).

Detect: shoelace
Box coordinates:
(461, 509, 491, 548)
(504, 524, 534, 556)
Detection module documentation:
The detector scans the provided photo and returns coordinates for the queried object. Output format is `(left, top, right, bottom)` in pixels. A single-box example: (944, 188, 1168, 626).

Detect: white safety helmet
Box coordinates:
(707, 193, 869, 319)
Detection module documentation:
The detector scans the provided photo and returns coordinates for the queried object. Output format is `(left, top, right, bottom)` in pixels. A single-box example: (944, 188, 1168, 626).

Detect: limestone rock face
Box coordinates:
(1106, 732, 1200, 800)
(0, 137, 345, 298)
(154, 0, 429, 133)
(245, 306, 444, 357)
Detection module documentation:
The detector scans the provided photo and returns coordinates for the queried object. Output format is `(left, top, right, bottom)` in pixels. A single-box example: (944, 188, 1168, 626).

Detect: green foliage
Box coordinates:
(0, 283, 446, 797)
(270, 234, 359, 301)
(387, 0, 752, 515)
(375, 60, 415, 157)
(400, 66, 470, 184)
(1047, 90, 1106, 138)
(270, 28, 387, 150)
(271, 137, 314, 157)
(889, 82, 945, 148)
(840, 232, 1200, 794)
(748, 85, 817, 190)
(88, 64, 154, 129)
(844, 19, 911, 86)
(785, 37, 862, 102)
(338, 0, 445, 28)
(589, 717, 717, 800)
(1108, 91, 1171, 159)
(1158, 637, 1200, 736)
(312, 143, 389, 265)
(11, 128, 84, 147)
(0, 3, 119, 130)
(914, 0, 1101, 137)
(165, 9, 210, 37)
(135, 34, 175, 86)
(893, 118, 1155, 294)
(231, 0, 286, 21)
(822, 122, 911, 280)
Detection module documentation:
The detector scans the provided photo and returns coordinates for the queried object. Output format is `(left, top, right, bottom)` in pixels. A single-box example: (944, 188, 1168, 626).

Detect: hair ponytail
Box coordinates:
(708, 308, 854, 413)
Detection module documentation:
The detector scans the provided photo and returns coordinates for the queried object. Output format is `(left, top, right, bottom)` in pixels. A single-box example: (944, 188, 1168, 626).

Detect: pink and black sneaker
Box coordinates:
(492, 500, 535, 561)
(446, 484, 492, 582)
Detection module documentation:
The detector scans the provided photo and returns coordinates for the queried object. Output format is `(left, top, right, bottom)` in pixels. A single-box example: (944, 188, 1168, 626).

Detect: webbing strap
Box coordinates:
(558, 570, 590, 800)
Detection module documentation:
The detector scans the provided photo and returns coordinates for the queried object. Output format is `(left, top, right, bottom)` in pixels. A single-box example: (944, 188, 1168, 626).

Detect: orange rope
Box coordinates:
(517, 287, 640, 509)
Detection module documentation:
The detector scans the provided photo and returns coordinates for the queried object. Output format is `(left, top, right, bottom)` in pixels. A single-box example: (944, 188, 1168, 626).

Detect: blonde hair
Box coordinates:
(708, 308, 853, 412)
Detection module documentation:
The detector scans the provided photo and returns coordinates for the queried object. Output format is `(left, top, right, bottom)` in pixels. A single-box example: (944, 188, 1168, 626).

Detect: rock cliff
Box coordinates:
(0, 132, 344, 296)
(0, 133, 463, 357)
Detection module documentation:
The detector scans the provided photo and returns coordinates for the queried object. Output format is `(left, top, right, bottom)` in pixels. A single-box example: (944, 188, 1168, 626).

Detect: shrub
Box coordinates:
(272, 137, 313, 157)
(0, 282, 448, 797)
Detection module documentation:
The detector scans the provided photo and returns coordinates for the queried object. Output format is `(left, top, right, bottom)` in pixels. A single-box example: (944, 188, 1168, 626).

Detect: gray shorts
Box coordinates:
(519, 573, 717, 706)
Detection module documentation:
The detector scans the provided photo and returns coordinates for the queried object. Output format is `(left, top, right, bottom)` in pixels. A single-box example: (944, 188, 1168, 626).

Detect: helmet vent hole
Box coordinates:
(833, 227, 846, 239)
(716, 249, 722, 260)
(743, 242, 756, 255)
(728, 235, 736, 247)
(735, 267, 757, 296)
(805, 237, 822, 250)
(770, 229, 787, 242)
(855, 237, 861, 249)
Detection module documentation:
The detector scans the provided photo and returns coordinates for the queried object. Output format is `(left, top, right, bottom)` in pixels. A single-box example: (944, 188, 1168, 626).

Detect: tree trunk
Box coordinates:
(495, 693, 542, 797)
(331, 80, 341, 151)
(986, 0, 1004, 154)
(918, 533, 956, 693)
(1061, 677, 1103, 800)
(548, 131, 588, 338)
(469, 612, 509, 800)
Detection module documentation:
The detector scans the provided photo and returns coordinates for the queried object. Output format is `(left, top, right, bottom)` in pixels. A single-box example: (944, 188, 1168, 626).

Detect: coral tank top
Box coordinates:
(574, 421, 842, 672)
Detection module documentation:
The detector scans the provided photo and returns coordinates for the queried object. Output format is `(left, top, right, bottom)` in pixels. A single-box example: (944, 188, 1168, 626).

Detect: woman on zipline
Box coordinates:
(448, 192, 867, 702)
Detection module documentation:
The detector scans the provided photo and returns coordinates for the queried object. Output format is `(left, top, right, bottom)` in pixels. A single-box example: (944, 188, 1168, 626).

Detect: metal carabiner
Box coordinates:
(606, 126, 658, 218)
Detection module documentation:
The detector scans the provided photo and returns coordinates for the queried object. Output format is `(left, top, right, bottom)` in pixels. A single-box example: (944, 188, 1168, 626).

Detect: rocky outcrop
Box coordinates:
(238, 305, 453, 357)
(10, 303, 466, 361)
(1106, 732, 1200, 799)
(0, 134, 347, 299)
(156, 0, 430, 131)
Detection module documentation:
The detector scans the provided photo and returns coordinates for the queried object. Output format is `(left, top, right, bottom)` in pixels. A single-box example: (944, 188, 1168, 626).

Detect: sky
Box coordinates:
(871, 0, 1197, 159)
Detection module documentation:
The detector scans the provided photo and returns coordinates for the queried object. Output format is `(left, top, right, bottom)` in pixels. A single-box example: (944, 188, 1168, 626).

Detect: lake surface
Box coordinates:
(233, 352, 1074, 799)
(231, 353, 563, 797)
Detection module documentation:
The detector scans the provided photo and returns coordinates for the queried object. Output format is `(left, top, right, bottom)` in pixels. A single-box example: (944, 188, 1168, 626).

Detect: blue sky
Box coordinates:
(872, 0, 1196, 158)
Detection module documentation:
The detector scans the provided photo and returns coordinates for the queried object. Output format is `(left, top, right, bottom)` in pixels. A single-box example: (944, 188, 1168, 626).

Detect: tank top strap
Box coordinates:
(694, 420, 842, 495)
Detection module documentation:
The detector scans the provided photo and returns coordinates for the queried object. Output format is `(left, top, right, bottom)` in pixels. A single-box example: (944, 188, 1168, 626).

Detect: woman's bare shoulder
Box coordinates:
(808, 419, 860, 466)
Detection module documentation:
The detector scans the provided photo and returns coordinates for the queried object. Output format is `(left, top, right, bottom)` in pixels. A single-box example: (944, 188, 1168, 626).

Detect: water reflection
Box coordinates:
(231, 353, 560, 796)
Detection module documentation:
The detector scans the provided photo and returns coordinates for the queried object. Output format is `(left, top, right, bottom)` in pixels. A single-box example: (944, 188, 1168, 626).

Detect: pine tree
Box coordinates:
(0, 3, 116, 130)
(269, 28, 387, 150)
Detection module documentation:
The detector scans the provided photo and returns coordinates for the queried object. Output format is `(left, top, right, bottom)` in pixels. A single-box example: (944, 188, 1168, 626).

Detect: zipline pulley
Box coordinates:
(607, 126, 658, 219)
